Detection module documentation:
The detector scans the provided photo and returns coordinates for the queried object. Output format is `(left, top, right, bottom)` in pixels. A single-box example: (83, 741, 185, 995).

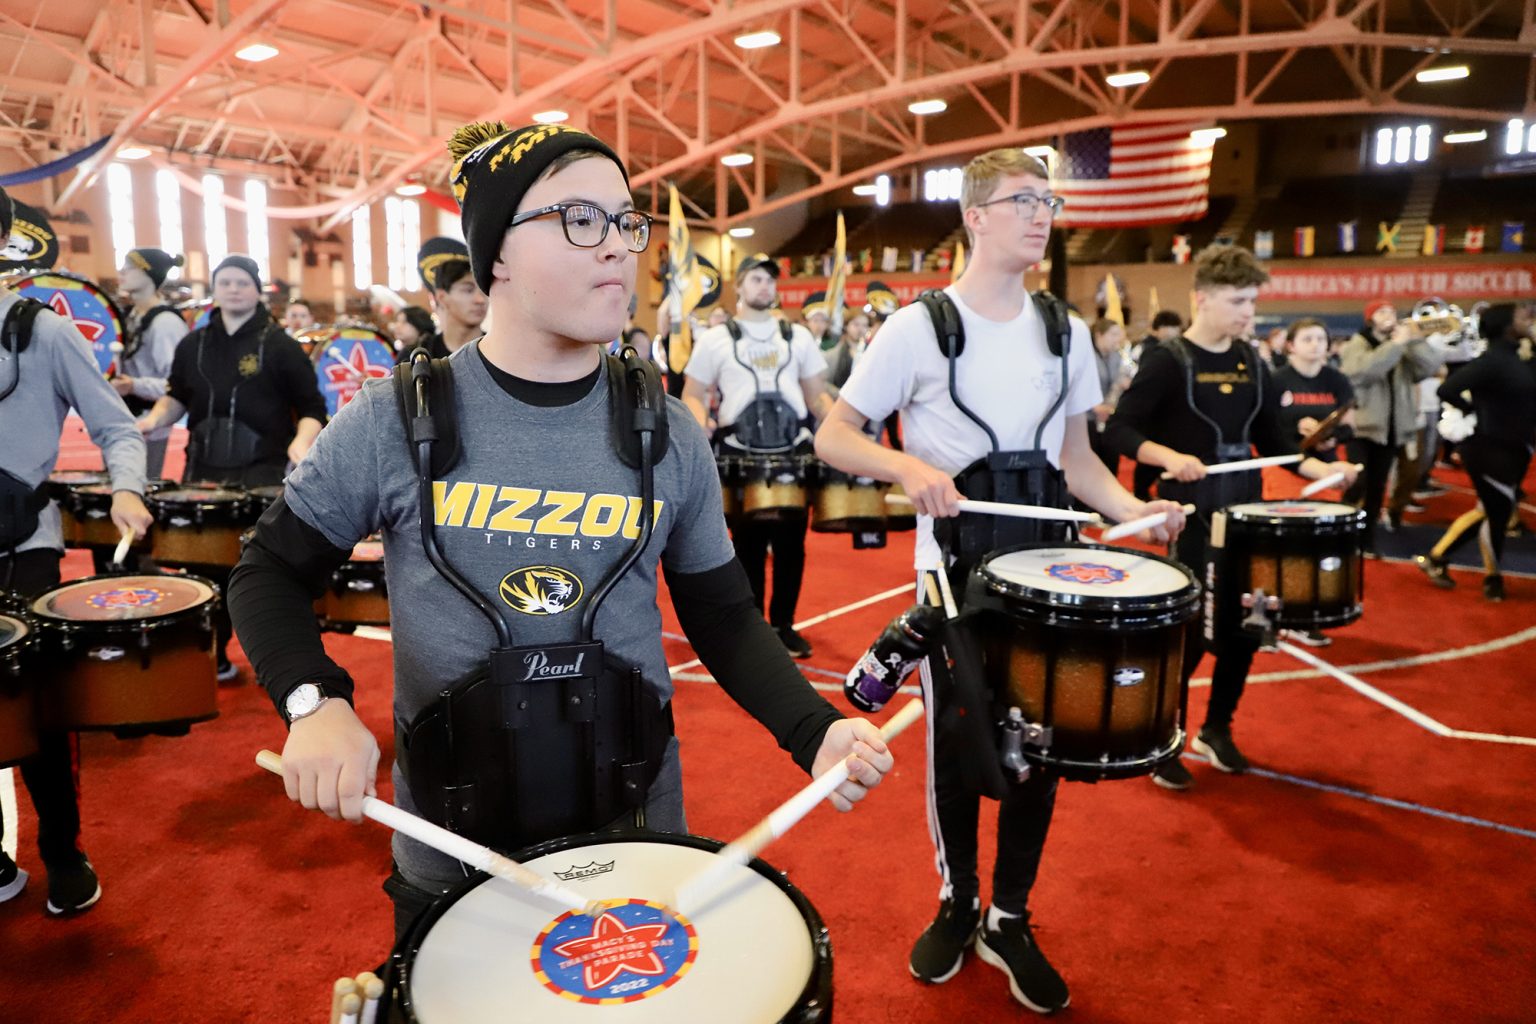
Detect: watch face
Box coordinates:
(286, 684, 322, 719)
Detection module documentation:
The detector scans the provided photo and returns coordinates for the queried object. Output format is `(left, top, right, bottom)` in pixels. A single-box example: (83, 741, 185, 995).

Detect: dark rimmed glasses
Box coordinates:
(974, 191, 1066, 219)
(508, 203, 654, 252)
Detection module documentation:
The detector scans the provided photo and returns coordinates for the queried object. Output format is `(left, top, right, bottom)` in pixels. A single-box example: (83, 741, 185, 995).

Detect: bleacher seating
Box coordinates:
(1430, 175, 1535, 252)
(1247, 174, 1414, 256)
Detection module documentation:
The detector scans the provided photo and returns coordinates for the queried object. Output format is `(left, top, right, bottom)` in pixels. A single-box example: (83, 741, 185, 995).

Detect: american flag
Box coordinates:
(1054, 123, 1214, 227)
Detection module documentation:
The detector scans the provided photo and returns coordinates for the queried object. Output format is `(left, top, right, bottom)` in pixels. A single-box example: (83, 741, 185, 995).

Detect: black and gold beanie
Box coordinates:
(127, 248, 184, 288)
(416, 237, 471, 292)
(446, 121, 628, 294)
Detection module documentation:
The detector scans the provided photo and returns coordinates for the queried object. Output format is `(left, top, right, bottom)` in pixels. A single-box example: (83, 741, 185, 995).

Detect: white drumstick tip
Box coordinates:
(112, 526, 133, 566)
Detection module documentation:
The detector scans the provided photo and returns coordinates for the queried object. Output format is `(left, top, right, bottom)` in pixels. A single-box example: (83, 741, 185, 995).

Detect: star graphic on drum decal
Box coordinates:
(550, 910, 671, 991)
(1047, 562, 1127, 585)
(322, 341, 391, 409)
(46, 290, 106, 343)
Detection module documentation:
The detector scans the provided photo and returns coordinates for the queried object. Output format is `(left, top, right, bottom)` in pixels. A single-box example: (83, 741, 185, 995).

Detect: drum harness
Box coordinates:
(391, 344, 677, 855)
(1158, 337, 1266, 522)
(913, 288, 1077, 800)
(717, 317, 808, 454)
(189, 317, 286, 476)
(117, 304, 179, 416)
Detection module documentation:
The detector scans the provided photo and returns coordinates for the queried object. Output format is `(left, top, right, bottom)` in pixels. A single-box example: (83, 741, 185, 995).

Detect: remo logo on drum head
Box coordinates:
(531, 900, 698, 1005)
(1046, 562, 1127, 585)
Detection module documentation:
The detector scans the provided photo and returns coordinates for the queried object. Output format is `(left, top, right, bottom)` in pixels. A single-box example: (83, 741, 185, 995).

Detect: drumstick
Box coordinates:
(932, 562, 960, 619)
(325, 346, 367, 378)
(1159, 453, 1302, 480)
(675, 699, 926, 916)
(338, 993, 362, 1024)
(1299, 466, 1361, 497)
(355, 974, 384, 1024)
(1098, 503, 1197, 542)
(255, 750, 600, 917)
(112, 526, 133, 566)
(882, 494, 1103, 524)
(329, 977, 357, 1024)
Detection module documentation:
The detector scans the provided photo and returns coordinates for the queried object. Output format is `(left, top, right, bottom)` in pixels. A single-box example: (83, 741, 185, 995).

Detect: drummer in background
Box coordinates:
(388, 305, 437, 355)
(0, 184, 154, 916)
(816, 148, 1185, 1015)
(1104, 245, 1358, 789)
(134, 253, 325, 680)
(1271, 317, 1356, 646)
(1088, 318, 1133, 473)
(226, 120, 893, 938)
(282, 297, 317, 334)
(114, 247, 189, 480)
(682, 254, 833, 658)
(403, 237, 487, 363)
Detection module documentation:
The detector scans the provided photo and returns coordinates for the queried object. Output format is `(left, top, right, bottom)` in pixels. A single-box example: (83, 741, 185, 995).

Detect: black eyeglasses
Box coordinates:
(974, 191, 1066, 219)
(508, 203, 654, 252)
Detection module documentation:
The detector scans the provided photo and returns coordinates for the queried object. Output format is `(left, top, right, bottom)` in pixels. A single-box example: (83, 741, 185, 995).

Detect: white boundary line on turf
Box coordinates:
(1195, 623, 1536, 686)
(668, 581, 915, 676)
(1276, 640, 1536, 746)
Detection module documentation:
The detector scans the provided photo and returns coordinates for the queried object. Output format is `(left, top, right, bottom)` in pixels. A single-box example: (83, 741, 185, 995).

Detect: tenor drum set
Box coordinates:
(717, 452, 916, 536)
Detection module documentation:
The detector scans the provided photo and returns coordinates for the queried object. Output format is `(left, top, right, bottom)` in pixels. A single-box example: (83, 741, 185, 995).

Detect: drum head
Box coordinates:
(49, 470, 107, 487)
(311, 326, 394, 417)
(6, 272, 125, 376)
(154, 487, 246, 506)
(0, 614, 31, 648)
(30, 575, 215, 623)
(404, 836, 820, 1022)
(981, 545, 1197, 612)
(1225, 500, 1359, 522)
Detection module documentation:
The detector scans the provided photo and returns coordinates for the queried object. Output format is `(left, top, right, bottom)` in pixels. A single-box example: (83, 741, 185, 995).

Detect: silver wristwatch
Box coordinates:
(284, 683, 331, 725)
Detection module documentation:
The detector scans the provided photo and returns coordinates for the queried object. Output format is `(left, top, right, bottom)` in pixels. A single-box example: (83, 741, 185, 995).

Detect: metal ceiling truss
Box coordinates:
(0, 0, 1530, 227)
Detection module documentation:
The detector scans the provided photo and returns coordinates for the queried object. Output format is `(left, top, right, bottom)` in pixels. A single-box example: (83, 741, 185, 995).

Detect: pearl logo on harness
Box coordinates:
(499, 565, 584, 615)
(1046, 562, 1127, 585)
(531, 900, 698, 1005)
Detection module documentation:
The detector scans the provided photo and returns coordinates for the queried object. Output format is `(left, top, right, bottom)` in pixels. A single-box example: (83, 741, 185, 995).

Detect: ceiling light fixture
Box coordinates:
(1416, 65, 1469, 83)
(118, 146, 151, 160)
(908, 99, 948, 115)
(1190, 127, 1227, 145)
(734, 31, 781, 49)
(1105, 70, 1150, 88)
(235, 43, 279, 63)
(395, 183, 427, 196)
(852, 184, 879, 196)
(531, 110, 568, 124)
(1442, 129, 1487, 144)
(728, 227, 755, 238)
(720, 153, 754, 167)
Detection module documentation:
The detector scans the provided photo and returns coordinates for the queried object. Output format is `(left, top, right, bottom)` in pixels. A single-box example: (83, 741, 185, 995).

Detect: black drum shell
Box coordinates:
(1212, 502, 1366, 631)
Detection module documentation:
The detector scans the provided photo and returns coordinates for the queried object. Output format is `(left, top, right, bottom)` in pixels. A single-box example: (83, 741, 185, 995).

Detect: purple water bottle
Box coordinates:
(844, 604, 946, 712)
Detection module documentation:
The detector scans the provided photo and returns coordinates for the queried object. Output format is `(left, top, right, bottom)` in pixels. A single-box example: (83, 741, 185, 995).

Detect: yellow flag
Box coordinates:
(666, 184, 705, 373)
(950, 241, 966, 283)
(825, 211, 848, 336)
(1149, 286, 1160, 316)
(1103, 275, 1124, 326)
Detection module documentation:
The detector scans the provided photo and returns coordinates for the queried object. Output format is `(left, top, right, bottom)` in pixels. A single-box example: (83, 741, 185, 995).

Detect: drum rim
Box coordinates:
(977, 542, 1201, 616)
(1025, 728, 1187, 778)
(28, 572, 219, 629)
(391, 830, 833, 1024)
(0, 612, 34, 647)
(150, 488, 250, 511)
(1222, 500, 1367, 527)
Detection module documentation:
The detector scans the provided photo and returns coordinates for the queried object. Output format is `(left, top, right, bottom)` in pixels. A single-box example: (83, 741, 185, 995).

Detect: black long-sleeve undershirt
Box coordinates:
(1437, 342, 1536, 450)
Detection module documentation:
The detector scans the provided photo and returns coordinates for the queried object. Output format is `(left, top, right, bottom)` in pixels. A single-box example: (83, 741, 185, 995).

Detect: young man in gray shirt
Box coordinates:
(0, 185, 154, 916)
(228, 122, 896, 936)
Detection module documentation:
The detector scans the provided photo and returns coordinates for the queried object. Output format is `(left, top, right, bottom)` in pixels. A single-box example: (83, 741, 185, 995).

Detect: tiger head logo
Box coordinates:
(499, 565, 584, 616)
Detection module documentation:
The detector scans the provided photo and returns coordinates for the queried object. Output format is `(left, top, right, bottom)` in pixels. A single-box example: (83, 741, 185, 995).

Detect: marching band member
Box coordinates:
(404, 237, 486, 362)
(114, 247, 188, 479)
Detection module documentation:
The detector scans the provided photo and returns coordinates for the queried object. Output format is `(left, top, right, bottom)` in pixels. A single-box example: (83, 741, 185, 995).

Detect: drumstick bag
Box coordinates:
(933, 615, 1010, 801)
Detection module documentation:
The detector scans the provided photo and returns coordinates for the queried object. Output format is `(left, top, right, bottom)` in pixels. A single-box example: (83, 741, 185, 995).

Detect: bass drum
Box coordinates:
(0, 270, 126, 376)
(305, 324, 395, 418)
(387, 832, 831, 1023)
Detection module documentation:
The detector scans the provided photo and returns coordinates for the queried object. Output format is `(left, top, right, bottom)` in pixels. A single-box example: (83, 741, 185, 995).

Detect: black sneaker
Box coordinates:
(909, 898, 980, 983)
(216, 658, 239, 683)
(1414, 555, 1455, 589)
(1193, 725, 1250, 774)
(44, 855, 101, 916)
(774, 625, 813, 659)
(1484, 576, 1505, 603)
(1151, 756, 1192, 790)
(975, 914, 1070, 1014)
(1286, 629, 1332, 648)
(0, 851, 28, 903)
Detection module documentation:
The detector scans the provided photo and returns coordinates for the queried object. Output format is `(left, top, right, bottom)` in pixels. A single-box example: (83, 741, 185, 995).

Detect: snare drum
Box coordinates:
(740, 454, 808, 522)
(242, 484, 286, 522)
(717, 453, 744, 525)
(0, 612, 39, 766)
(149, 487, 250, 567)
(29, 573, 218, 737)
(970, 545, 1201, 781)
(318, 537, 389, 629)
(809, 463, 889, 533)
(1211, 500, 1366, 631)
(388, 832, 831, 1023)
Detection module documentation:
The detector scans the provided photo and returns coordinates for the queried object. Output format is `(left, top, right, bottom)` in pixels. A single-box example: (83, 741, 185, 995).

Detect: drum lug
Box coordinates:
(1241, 588, 1281, 649)
(139, 627, 152, 670)
(87, 645, 126, 663)
(347, 579, 376, 592)
(999, 707, 1037, 782)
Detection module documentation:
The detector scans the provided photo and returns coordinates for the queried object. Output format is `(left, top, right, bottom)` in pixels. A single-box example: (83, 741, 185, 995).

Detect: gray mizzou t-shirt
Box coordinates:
(281, 341, 734, 881)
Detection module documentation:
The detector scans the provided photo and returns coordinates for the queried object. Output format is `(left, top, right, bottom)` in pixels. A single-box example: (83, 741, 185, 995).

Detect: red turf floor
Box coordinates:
(3, 432, 1534, 1023)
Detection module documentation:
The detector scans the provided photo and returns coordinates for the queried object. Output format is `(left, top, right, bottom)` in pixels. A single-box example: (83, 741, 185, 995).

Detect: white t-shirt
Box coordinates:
(684, 318, 827, 428)
(838, 287, 1100, 568)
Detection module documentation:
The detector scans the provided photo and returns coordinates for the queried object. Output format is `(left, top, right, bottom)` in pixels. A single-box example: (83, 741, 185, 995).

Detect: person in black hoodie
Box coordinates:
(135, 254, 325, 678)
(1105, 245, 1357, 789)
(1414, 303, 1536, 601)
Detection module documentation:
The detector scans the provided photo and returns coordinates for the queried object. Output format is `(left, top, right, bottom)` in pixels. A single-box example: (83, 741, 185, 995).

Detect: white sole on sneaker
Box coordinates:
(0, 867, 28, 902)
(975, 934, 1070, 1015)
(908, 932, 974, 984)
(1191, 735, 1244, 774)
(46, 883, 101, 916)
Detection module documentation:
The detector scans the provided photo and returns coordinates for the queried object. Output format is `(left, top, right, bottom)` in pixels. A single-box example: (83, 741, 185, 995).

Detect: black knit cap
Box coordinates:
(416, 237, 471, 292)
(447, 121, 628, 295)
(735, 252, 780, 282)
(0, 185, 12, 243)
(213, 253, 261, 291)
(127, 247, 184, 288)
